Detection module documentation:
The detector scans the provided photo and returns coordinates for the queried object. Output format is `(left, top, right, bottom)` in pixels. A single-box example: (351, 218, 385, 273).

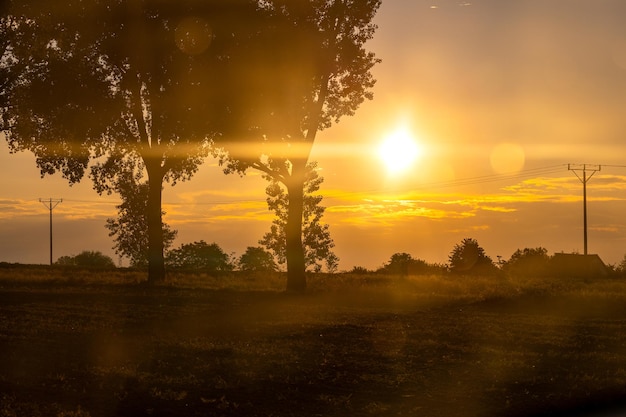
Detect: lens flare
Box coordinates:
(175, 17, 212, 55)
(490, 143, 525, 174)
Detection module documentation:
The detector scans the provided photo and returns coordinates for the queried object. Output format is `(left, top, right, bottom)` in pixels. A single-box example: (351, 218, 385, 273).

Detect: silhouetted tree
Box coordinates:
(215, 0, 381, 291)
(56, 251, 115, 269)
(378, 252, 439, 276)
(448, 238, 497, 276)
(0, 15, 35, 129)
(379, 252, 413, 276)
(105, 168, 177, 268)
(616, 254, 626, 277)
(166, 241, 233, 272)
(1, 1, 262, 283)
(502, 247, 551, 278)
(238, 246, 278, 272)
(260, 162, 339, 273)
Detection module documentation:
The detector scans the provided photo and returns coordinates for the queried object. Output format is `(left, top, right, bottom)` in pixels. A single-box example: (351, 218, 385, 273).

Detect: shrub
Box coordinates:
(166, 241, 233, 272)
(238, 247, 278, 272)
(347, 266, 372, 274)
(377, 253, 445, 276)
(56, 251, 116, 268)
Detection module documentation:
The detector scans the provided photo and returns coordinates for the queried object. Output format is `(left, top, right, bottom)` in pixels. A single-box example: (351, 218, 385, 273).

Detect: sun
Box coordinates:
(378, 127, 422, 175)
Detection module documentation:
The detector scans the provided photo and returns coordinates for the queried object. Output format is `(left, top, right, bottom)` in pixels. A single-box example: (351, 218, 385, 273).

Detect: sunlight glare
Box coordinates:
(378, 127, 422, 175)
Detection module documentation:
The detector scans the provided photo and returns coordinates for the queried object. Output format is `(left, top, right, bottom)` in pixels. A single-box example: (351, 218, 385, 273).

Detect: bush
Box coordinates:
(166, 241, 233, 272)
(377, 253, 446, 276)
(347, 266, 372, 275)
(55, 251, 116, 268)
(238, 247, 278, 272)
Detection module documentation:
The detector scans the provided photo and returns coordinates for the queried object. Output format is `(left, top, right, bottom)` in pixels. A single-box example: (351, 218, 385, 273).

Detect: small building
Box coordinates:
(550, 253, 609, 278)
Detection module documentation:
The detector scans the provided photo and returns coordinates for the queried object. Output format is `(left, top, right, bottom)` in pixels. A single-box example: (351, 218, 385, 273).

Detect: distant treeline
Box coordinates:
(4, 237, 624, 279)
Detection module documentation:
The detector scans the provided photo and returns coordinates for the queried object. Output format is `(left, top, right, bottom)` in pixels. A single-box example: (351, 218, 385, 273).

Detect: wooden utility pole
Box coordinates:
(568, 164, 600, 255)
(39, 198, 63, 265)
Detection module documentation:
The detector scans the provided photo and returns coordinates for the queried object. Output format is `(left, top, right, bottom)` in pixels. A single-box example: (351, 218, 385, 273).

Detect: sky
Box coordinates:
(3, 0, 626, 270)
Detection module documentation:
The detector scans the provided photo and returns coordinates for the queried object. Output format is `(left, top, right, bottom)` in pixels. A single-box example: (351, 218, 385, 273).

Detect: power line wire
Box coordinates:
(323, 164, 569, 201)
(4, 164, 625, 206)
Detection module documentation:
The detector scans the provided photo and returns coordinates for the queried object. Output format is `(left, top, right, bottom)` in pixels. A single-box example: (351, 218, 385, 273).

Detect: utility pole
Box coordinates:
(568, 164, 600, 255)
(39, 198, 63, 265)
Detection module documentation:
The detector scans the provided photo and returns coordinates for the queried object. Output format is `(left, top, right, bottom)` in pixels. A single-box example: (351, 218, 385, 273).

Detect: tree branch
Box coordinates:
(251, 160, 284, 183)
(129, 73, 150, 151)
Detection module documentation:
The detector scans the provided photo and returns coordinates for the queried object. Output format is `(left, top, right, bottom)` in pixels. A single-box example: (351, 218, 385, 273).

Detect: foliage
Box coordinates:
(166, 241, 233, 272)
(238, 246, 278, 272)
(448, 238, 498, 276)
(378, 252, 418, 275)
(214, 0, 381, 291)
(260, 163, 339, 273)
(56, 251, 115, 268)
(105, 170, 177, 268)
(502, 247, 551, 278)
(612, 253, 626, 277)
(348, 266, 373, 275)
(1, 1, 262, 282)
(377, 252, 446, 276)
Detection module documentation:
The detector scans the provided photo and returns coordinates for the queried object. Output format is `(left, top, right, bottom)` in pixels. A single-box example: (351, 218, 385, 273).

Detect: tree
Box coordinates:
(166, 241, 233, 272)
(0, 15, 34, 130)
(448, 238, 497, 276)
(56, 251, 115, 269)
(238, 246, 278, 272)
(502, 247, 551, 278)
(215, 0, 381, 291)
(1, 1, 261, 283)
(377, 252, 439, 276)
(104, 169, 177, 268)
(616, 254, 626, 276)
(259, 162, 339, 273)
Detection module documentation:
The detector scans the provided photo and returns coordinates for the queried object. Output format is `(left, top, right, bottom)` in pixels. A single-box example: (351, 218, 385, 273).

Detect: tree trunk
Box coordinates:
(285, 161, 307, 292)
(145, 159, 165, 284)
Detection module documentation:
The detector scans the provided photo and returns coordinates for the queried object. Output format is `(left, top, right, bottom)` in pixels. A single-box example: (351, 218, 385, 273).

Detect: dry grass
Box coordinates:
(2, 265, 626, 416)
(2, 263, 623, 299)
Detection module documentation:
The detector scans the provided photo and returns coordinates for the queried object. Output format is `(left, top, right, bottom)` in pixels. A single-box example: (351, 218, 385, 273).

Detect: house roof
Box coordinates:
(551, 253, 608, 277)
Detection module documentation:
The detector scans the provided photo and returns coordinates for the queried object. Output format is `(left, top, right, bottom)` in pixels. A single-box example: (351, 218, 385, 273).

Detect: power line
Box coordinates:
(39, 198, 62, 265)
(7, 164, 624, 209)
(568, 164, 601, 256)
(406, 165, 567, 190)
(321, 164, 568, 201)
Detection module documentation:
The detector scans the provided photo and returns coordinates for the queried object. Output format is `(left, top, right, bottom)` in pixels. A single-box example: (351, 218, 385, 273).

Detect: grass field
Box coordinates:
(1, 266, 626, 416)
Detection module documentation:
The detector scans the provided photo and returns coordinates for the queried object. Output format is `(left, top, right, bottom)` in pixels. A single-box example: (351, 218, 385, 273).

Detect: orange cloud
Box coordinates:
(320, 172, 626, 228)
(0, 198, 117, 221)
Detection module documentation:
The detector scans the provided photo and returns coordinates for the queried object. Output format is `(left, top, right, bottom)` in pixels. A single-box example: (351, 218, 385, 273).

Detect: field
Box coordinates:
(2, 266, 626, 416)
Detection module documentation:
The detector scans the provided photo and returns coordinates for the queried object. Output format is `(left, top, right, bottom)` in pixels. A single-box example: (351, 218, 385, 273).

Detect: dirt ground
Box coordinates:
(1, 283, 626, 416)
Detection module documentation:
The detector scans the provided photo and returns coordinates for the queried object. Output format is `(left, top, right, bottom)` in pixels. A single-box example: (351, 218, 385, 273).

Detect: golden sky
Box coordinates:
(2, 0, 626, 269)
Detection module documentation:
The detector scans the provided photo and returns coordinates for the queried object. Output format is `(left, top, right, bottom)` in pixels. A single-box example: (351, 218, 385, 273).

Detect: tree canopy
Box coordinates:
(1, 0, 266, 282)
(215, 0, 381, 291)
(260, 162, 339, 273)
